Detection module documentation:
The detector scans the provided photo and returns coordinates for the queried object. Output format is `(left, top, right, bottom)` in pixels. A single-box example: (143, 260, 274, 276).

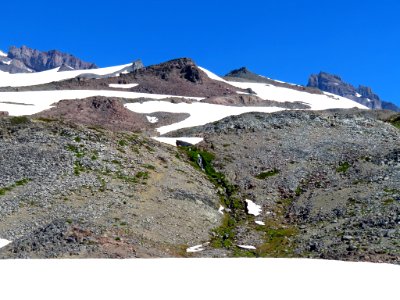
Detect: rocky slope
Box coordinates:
(307, 72, 399, 112)
(0, 116, 221, 258)
(0, 45, 97, 73)
(165, 109, 400, 263)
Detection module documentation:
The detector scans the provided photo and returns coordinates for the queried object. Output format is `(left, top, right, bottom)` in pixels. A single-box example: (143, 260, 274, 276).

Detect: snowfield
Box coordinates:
(125, 101, 284, 134)
(0, 259, 398, 299)
(0, 90, 203, 116)
(0, 63, 133, 87)
(226, 81, 368, 110)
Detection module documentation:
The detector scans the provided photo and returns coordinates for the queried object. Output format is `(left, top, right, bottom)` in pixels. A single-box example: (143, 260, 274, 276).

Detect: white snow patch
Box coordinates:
(273, 79, 301, 86)
(0, 50, 6, 57)
(146, 116, 158, 123)
(152, 137, 204, 146)
(125, 101, 284, 134)
(366, 98, 372, 102)
(218, 205, 224, 215)
(237, 245, 256, 250)
(255, 221, 265, 226)
(0, 259, 398, 299)
(355, 93, 362, 98)
(245, 199, 262, 216)
(0, 239, 11, 249)
(0, 90, 202, 116)
(0, 63, 133, 87)
(198, 66, 228, 83)
(108, 83, 138, 89)
(2, 59, 11, 65)
(226, 81, 368, 110)
(186, 244, 205, 253)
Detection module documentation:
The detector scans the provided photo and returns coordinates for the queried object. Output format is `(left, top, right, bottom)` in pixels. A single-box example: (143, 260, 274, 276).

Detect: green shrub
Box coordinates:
(255, 169, 279, 179)
(10, 116, 29, 125)
(336, 161, 351, 173)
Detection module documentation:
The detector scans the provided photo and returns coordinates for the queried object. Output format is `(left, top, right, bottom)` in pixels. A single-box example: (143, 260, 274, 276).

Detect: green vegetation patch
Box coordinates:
(73, 161, 87, 176)
(36, 117, 57, 123)
(388, 115, 400, 129)
(255, 168, 279, 179)
(10, 116, 29, 125)
(0, 178, 31, 196)
(118, 139, 128, 147)
(179, 145, 244, 250)
(336, 161, 351, 173)
(136, 171, 149, 180)
(65, 144, 85, 158)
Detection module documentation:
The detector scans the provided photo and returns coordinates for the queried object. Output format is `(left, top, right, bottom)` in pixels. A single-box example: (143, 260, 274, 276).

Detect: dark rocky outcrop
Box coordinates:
(117, 58, 242, 97)
(307, 72, 400, 112)
(224, 67, 323, 95)
(5, 45, 97, 73)
(224, 67, 271, 83)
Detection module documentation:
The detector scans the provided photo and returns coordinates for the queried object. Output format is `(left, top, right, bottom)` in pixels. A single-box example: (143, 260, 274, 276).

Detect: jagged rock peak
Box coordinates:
(140, 57, 202, 83)
(7, 45, 98, 72)
(307, 71, 399, 111)
(225, 67, 252, 77)
(224, 67, 270, 83)
(131, 59, 144, 71)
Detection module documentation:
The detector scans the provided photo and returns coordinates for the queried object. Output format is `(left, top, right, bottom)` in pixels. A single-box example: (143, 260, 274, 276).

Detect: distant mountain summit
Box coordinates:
(307, 72, 399, 112)
(0, 45, 97, 73)
(224, 67, 272, 83)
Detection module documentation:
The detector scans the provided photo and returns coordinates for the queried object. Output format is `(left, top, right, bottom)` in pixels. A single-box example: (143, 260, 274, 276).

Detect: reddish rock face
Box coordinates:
(33, 96, 188, 134)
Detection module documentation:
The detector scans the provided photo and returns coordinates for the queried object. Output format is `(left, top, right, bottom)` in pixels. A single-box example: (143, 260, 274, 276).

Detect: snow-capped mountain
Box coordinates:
(0, 58, 367, 136)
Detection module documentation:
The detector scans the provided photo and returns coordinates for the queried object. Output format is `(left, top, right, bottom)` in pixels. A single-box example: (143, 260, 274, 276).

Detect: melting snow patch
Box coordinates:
(108, 83, 138, 89)
(245, 199, 262, 216)
(0, 239, 11, 249)
(146, 116, 158, 123)
(237, 245, 256, 250)
(255, 221, 265, 226)
(186, 243, 209, 253)
(218, 205, 224, 215)
(152, 137, 203, 146)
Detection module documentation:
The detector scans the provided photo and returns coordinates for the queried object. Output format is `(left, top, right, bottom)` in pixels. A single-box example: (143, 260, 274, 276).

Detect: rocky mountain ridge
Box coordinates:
(307, 72, 399, 112)
(0, 45, 97, 73)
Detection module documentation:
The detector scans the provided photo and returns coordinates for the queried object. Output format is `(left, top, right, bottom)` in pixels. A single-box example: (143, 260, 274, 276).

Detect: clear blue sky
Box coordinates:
(1, 0, 400, 105)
